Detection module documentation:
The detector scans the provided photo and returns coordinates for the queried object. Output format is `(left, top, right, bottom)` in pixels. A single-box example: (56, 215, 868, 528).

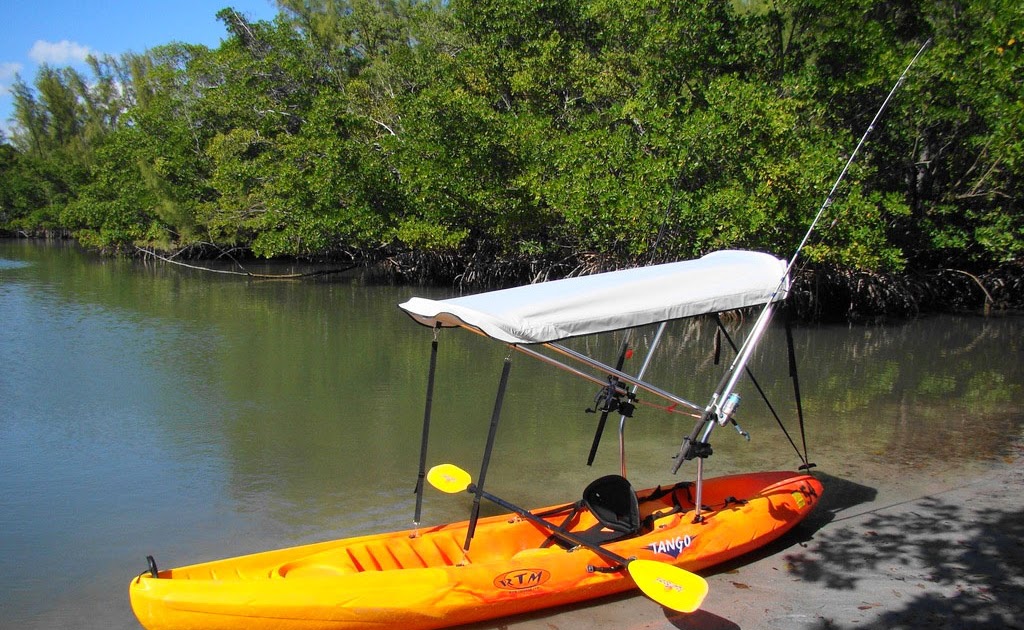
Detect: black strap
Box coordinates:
(413, 324, 441, 525)
(714, 315, 810, 468)
(640, 482, 695, 525)
(464, 355, 513, 551)
(146, 555, 159, 578)
(640, 481, 693, 505)
(540, 502, 584, 548)
(785, 314, 815, 471)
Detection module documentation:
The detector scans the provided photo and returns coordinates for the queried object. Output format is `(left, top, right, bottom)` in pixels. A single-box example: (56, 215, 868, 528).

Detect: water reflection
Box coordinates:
(0, 239, 1021, 629)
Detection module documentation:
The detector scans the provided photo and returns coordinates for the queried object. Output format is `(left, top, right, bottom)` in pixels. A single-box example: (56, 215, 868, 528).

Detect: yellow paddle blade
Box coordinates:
(626, 559, 709, 613)
(427, 464, 473, 494)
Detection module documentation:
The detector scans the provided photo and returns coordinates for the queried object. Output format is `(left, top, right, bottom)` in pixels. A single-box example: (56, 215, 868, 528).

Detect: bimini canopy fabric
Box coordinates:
(399, 250, 789, 345)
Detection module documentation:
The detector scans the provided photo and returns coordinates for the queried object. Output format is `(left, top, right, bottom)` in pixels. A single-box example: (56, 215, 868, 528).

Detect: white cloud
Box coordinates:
(1, 61, 23, 79)
(1, 61, 23, 94)
(29, 39, 96, 65)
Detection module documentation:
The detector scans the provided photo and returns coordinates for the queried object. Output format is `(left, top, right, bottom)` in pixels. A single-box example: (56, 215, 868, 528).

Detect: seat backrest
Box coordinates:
(582, 474, 641, 535)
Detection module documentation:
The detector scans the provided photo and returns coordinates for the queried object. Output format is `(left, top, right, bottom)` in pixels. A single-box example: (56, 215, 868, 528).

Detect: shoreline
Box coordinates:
(2, 236, 1021, 322)
(463, 438, 1024, 630)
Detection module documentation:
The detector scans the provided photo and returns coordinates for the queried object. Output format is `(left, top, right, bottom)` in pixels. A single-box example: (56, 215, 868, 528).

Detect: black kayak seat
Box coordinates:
(540, 474, 642, 548)
(583, 474, 642, 535)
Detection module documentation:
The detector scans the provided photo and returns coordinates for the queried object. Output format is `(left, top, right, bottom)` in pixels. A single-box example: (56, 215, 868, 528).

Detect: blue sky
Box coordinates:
(1, 0, 280, 137)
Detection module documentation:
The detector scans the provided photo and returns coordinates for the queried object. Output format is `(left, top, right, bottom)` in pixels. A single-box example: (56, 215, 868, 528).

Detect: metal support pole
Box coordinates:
(672, 303, 777, 474)
(618, 322, 667, 477)
(693, 456, 705, 523)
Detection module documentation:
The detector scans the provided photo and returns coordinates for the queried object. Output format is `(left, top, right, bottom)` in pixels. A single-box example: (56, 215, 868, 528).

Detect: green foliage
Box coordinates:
(51, 121, 168, 250)
(243, 92, 396, 258)
(905, 0, 1024, 265)
(1, 0, 1020, 278)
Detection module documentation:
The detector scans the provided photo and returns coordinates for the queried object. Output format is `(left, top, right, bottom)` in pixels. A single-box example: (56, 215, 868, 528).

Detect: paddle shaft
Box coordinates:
(428, 463, 708, 613)
(465, 483, 632, 568)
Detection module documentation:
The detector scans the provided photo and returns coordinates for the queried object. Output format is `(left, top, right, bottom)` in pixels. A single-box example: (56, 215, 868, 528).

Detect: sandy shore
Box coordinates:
(462, 440, 1024, 630)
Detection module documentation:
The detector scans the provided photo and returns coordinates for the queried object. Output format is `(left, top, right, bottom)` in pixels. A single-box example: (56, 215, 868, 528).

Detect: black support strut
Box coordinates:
(413, 323, 441, 528)
(463, 354, 513, 551)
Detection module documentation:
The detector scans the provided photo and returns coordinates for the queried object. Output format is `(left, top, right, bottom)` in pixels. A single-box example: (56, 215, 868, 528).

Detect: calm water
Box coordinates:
(1, 240, 1022, 629)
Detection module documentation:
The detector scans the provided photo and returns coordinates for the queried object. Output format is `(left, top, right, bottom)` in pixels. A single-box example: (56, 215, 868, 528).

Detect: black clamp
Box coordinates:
(684, 440, 713, 461)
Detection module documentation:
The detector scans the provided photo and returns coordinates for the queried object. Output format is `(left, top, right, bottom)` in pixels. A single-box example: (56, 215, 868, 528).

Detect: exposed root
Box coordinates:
(789, 261, 1023, 322)
(380, 253, 1023, 323)
(13, 233, 1015, 321)
(136, 246, 356, 279)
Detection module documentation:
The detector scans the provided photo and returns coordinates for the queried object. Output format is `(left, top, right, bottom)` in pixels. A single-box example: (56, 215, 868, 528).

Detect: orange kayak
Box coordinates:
(130, 470, 822, 630)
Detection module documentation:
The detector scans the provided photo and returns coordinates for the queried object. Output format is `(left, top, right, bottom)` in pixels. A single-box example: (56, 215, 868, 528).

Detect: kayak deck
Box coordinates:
(131, 470, 822, 630)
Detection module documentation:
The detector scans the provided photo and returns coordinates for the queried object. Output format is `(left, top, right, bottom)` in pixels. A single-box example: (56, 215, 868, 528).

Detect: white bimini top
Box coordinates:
(399, 250, 789, 345)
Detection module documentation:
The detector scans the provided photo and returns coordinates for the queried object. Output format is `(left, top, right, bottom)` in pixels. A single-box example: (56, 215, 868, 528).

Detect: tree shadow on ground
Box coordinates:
(786, 487, 1024, 629)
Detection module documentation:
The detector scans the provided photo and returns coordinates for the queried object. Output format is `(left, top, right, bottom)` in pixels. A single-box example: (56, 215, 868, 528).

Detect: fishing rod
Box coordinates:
(671, 39, 932, 474)
(784, 38, 932, 279)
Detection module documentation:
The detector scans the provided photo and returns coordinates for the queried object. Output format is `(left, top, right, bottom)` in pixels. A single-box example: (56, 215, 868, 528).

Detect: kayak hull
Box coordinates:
(130, 470, 822, 630)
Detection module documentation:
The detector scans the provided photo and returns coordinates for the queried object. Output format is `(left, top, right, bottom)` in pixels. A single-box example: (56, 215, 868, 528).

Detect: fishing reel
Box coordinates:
(585, 377, 636, 418)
